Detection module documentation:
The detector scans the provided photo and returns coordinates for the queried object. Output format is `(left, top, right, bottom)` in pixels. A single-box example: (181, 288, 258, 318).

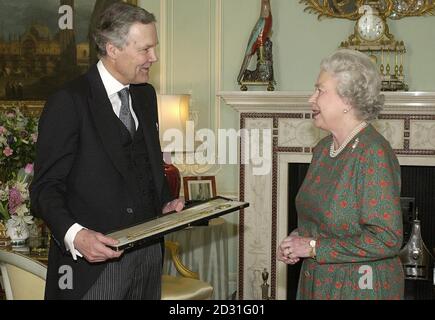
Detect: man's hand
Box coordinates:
(163, 198, 184, 214)
(74, 229, 124, 263)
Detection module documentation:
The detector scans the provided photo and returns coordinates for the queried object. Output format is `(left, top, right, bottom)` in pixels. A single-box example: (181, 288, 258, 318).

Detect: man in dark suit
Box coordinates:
(30, 2, 183, 300)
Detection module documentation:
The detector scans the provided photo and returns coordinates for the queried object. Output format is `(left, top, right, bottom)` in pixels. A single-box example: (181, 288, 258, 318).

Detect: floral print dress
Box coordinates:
(295, 124, 404, 300)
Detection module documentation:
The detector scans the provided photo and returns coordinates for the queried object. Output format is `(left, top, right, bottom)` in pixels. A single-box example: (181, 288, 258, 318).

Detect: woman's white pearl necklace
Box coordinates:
(329, 121, 368, 158)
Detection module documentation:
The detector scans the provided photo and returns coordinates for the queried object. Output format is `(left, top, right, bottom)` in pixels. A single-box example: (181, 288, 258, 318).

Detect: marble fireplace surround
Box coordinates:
(219, 91, 435, 300)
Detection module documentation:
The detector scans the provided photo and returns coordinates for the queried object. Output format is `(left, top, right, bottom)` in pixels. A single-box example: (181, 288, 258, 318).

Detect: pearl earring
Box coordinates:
(343, 109, 349, 113)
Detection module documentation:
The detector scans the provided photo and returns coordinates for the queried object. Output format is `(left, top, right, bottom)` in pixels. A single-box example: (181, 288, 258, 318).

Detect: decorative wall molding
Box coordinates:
(219, 91, 435, 300)
(215, 0, 223, 133)
(161, 0, 223, 156)
(175, 162, 222, 177)
(158, 0, 167, 93)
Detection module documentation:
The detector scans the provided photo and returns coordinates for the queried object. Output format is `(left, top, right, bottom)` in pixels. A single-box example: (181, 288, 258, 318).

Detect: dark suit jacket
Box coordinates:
(30, 65, 172, 299)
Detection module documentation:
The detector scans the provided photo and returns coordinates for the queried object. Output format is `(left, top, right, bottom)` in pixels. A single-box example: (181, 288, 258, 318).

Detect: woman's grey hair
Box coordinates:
(320, 49, 384, 121)
(93, 2, 156, 57)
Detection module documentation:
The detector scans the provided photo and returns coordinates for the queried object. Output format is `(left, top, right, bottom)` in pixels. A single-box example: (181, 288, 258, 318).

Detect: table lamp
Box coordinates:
(157, 94, 190, 199)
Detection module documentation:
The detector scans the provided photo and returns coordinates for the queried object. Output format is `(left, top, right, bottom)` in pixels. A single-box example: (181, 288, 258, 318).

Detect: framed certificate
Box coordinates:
(106, 196, 249, 251)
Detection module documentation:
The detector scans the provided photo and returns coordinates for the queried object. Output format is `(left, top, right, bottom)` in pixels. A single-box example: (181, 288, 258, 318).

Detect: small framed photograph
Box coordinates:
(183, 176, 217, 201)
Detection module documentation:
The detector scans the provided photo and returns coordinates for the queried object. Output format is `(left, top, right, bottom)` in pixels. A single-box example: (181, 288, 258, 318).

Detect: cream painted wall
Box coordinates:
(141, 0, 218, 133)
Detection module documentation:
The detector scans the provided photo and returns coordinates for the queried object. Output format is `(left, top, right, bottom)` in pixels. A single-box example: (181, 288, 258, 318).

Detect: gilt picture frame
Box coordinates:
(0, 0, 137, 114)
(183, 176, 217, 202)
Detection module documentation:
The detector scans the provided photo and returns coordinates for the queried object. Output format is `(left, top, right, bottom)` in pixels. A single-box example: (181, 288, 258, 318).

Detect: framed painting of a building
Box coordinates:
(0, 0, 137, 110)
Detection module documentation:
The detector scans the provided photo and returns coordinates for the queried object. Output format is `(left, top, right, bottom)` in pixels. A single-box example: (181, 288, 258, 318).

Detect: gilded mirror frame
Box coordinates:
(300, 0, 435, 20)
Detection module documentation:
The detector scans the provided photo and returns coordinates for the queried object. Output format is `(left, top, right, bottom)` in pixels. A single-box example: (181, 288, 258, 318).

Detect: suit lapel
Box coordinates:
(130, 86, 165, 200)
(85, 66, 166, 204)
(86, 66, 131, 182)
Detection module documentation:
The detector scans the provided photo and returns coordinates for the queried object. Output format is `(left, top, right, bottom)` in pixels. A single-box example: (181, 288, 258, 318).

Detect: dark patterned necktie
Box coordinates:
(118, 87, 135, 137)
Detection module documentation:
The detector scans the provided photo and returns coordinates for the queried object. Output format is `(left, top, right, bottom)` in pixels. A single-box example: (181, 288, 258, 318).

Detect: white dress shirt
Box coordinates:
(64, 60, 139, 260)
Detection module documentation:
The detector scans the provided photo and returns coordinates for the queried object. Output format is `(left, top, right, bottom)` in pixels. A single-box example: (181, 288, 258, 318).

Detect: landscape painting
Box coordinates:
(0, 0, 136, 103)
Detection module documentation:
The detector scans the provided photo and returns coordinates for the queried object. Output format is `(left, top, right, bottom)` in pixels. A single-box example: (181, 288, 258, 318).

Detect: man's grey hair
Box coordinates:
(93, 2, 156, 57)
(320, 49, 384, 121)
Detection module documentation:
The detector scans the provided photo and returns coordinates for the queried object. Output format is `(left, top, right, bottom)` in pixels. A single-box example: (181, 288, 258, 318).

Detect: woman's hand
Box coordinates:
(277, 233, 300, 265)
(277, 233, 314, 264)
(286, 236, 313, 258)
(289, 228, 299, 237)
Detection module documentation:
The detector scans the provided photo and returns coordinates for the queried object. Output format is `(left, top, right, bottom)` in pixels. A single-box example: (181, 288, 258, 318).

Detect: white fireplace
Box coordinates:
(219, 91, 435, 300)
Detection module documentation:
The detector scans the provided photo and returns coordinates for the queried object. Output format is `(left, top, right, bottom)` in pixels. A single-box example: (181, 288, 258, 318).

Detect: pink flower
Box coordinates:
(3, 147, 13, 157)
(8, 187, 23, 214)
(0, 126, 6, 134)
(24, 163, 34, 174)
(31, 133, 38, 143)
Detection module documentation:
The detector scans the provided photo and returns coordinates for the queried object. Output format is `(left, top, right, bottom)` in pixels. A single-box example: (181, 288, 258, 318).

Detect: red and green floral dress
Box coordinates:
(295, 124, 404, 300)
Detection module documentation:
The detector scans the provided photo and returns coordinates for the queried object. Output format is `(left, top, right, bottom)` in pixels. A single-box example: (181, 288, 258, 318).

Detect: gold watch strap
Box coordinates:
(309, 240, 316, 259)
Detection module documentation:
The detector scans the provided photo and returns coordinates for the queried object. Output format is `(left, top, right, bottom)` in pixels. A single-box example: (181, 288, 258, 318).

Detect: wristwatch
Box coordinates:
(309, 239, 316, 259)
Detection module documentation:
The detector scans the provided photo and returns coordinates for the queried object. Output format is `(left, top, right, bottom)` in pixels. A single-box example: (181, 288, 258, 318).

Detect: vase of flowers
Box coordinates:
(0, 106, 38, 183)
(0, 164, 34, 247)
(5, 217, 30, 247)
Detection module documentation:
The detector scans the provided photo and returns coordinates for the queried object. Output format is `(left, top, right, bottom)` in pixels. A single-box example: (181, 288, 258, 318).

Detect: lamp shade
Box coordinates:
(157, 94, 190, 199)
(157, 94, 190, 152)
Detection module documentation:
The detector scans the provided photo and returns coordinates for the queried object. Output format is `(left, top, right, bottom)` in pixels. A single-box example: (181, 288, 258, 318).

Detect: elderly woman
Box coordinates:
(277, 49, 404, 300)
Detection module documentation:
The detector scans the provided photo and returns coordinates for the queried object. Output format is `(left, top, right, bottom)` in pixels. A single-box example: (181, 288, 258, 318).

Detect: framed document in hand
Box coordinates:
(106, 196, 249, 251)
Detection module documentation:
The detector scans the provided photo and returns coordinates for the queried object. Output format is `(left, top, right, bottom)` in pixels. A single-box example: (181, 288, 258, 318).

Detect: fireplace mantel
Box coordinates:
(218, 91, 435, 300)
(220, 91, 435, 111)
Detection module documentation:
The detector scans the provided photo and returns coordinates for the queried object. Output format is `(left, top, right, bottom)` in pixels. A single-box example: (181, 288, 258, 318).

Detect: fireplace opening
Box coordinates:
(400, 166, 435, 300)
(287, 163, 435, 300)
(286, 163, 309, 300)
